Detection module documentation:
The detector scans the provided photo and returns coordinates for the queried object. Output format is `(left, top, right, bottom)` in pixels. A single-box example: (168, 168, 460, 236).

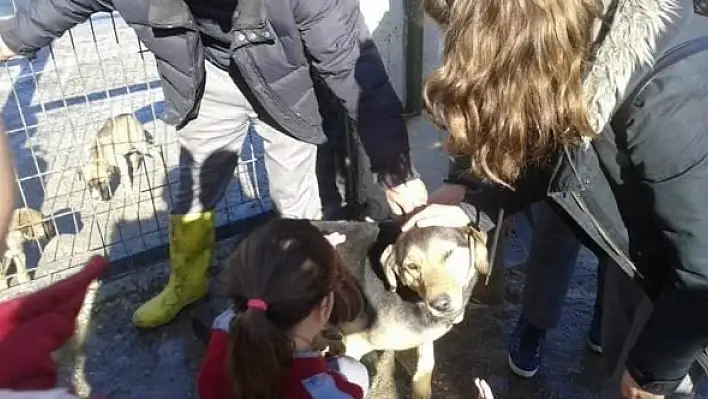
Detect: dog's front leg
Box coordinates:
(411, 341, 435, 399)
(13, 252, 31, 285)
(0, 255, 10, 290)
(118, 154, 135, 189)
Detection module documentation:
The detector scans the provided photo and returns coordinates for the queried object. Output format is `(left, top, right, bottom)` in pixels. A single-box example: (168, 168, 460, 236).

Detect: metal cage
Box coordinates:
(0, 12, 271, 291)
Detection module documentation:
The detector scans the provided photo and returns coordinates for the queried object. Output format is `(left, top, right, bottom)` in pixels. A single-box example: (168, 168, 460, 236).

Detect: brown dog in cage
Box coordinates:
(78, 113, 155, 202)
(1, 207, 56, 289)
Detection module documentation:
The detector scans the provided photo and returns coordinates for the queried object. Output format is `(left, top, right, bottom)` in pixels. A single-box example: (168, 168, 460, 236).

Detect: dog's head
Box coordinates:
(12, 208, 56, 241)
(379, 226, 488, 319)
(78, 162, 119, 202)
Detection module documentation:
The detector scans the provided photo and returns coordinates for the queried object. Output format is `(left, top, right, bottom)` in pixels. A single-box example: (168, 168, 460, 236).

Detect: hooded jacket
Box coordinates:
(448, 0, 708, 394)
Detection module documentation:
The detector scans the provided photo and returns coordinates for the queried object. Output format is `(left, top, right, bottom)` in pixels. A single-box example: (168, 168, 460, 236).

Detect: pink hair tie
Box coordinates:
(246, 298, 269, 311)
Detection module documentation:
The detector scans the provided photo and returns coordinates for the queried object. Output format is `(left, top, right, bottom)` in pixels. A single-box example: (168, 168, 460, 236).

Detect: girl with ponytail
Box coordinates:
(197, 218, 367, 399)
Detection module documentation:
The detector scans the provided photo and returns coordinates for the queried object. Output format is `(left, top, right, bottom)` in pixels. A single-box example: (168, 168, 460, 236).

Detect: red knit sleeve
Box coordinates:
(197, 330, 232, 399)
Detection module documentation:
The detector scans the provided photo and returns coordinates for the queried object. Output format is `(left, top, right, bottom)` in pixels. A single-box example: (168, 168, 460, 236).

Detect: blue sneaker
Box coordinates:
(508, 316, 545, 378)
(587, 310, 603, 354)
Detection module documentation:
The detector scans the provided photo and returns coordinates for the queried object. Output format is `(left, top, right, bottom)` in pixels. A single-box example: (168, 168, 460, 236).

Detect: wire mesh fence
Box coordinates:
(0, 12, 271, 290)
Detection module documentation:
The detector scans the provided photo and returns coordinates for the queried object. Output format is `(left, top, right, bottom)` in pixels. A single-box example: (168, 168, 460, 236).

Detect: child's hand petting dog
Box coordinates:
(475, 378, 494, 399)
(325, 232, 346, 247)
(313, 327, 346, 357)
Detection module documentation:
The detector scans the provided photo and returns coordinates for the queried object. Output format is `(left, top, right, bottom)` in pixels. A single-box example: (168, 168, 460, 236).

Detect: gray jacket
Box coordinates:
(449, 0, 708, 393)
(2, 0, 415, 186)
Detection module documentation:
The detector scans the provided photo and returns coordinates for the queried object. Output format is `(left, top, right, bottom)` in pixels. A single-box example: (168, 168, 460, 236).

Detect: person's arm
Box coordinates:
(621, 80, 708, 395)
(294, 0, 414, 188)
(444, 155, 543, 232)
(0, 124, 14, 246)
(0, 0, 113, 59)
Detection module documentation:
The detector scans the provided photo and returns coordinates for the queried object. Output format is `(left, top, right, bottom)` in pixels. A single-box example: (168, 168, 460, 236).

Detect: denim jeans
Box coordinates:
(600, 262, 703, 398)
(522, 200, 604, 330)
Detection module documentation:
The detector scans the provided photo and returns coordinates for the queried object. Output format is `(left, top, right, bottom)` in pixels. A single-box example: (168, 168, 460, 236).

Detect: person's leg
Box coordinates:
(327, 356, 371, 396)
(508, 200, 582, 377)
(255, 121, 322, 220)
(601, 262, 701, 398)
(132, 62, 251, 328)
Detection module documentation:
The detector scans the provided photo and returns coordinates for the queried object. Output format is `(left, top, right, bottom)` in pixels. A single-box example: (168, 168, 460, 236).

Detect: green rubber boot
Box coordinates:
(132, 211, 214, 328)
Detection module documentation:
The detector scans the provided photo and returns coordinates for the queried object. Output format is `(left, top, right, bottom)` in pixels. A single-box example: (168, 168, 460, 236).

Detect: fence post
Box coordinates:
(404, 0, 424, 116)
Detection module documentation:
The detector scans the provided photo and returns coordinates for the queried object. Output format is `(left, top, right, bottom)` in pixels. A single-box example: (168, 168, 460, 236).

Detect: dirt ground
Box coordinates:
(53, 217, 706, 399)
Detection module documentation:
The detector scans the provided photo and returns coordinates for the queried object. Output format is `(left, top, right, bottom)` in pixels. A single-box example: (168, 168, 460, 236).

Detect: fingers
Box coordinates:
(475, 378, 493, 399)
(401, 210, 427, 231)
(385, 179, 429, 215)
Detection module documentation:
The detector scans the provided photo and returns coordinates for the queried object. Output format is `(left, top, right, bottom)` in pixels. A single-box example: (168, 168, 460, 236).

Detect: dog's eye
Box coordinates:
(405, 263, 420, 271)
(442, 250, 453, 261)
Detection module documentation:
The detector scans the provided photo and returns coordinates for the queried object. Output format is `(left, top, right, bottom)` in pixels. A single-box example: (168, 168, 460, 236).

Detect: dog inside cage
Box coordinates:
(0, 207, 56, 289)
(77, 113, 157, 202)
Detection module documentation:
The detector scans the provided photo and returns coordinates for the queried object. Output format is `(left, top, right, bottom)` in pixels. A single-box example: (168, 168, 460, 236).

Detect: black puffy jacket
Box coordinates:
(2, 0, 415, 185)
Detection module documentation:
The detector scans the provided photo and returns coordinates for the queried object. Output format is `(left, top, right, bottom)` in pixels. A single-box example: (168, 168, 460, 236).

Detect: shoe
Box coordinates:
(508, 315, 545, 378)
(132, 212, 215, 328)
(587, 309, 603, 354)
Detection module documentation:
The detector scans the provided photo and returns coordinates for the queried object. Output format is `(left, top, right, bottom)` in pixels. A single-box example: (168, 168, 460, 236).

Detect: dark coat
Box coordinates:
(2, 0, 414, 185)
(448, 1, 708, 393)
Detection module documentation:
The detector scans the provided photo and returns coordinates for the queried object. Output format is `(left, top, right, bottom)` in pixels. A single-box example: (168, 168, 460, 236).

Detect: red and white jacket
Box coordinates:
(197, 309, 364, 399)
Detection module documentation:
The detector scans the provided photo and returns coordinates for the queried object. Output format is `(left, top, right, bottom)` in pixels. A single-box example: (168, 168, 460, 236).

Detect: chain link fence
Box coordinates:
(0, 12, 271, 290)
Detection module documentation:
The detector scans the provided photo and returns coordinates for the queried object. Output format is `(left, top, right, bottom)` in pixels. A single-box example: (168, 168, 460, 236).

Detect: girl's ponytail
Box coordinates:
(224, 219, 361, 398)
(228, 303, 292, 399)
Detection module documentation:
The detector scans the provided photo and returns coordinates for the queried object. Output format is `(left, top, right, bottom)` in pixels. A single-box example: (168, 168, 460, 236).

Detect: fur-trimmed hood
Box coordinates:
(583, 0, 694, 135)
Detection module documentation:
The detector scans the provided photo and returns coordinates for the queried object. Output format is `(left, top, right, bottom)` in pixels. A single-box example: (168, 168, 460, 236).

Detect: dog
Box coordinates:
(1, 207, 56, 289)
(313, 220, 489, 399)
(77, 113, 154, 202)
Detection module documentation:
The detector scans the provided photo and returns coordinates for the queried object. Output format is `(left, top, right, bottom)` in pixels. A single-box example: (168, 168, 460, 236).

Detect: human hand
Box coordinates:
(0, 36, 15, 62)
(384, 178, 428, 215)
(429, 183, 467, 205)
(325, 232, 346, 247)
(475, 378, 494, 399)
(401, 203, 471, 231)
(621, 371, 664, 399)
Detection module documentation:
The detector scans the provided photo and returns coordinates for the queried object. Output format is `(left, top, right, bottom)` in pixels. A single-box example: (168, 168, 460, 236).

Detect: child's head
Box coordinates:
(224, 218, 362, 399)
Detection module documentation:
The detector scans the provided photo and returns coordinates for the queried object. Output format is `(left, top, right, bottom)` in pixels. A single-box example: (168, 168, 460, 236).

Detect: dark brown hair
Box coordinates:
(423, 0, 603, 186)
(224, 218, 363, 399)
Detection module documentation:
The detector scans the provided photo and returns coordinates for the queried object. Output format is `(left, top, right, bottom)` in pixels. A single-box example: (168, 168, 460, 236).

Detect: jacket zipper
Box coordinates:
(570, 192, 641, 278)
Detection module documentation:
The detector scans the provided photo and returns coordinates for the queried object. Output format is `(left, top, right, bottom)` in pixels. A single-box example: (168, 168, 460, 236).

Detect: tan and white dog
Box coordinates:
(78, 113, 154, 202)
(313, 220, 489, 399)
(1, 207, 56, 289)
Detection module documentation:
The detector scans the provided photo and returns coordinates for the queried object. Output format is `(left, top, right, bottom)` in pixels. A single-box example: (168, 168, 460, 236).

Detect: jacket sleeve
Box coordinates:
(446, 155, 544, 232)
(622, 77, 708, 394)
(294, 0, 415, 188)
(1, 0, 113, 58)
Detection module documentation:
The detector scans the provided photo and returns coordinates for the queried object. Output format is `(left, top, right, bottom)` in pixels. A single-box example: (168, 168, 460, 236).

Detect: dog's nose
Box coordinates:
(429, 294, 452, 312)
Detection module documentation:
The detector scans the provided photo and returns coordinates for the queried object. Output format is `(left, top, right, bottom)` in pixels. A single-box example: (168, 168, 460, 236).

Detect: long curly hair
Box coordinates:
(423, 0, 603, 186)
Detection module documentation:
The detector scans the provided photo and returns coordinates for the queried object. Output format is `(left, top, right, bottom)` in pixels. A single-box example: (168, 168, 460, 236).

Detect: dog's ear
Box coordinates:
(469, 228, 489, 275)
(379, 244, 398, 292)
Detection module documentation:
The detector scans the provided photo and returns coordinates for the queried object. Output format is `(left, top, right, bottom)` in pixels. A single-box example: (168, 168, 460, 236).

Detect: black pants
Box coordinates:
(315, 85, 390, 221)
